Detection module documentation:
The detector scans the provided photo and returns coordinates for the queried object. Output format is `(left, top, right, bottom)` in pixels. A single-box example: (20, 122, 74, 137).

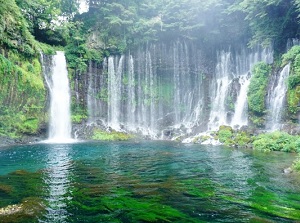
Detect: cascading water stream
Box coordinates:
(231, 74, 251, 127)
(108, 56, 124, 130)
(266, 63, 290, 130)
(85, 42, 274, 141)
(208, 51, 231, 130)
(44, 51, 72, 143)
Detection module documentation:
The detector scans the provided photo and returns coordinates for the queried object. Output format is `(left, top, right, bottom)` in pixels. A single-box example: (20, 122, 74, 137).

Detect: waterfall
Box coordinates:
(86, 42, 274, 139)
(266, 64, 290, 130)
(208, 51, 232, 130)
(87, 61, 102, 123)
(108, 56, 124, 130)
(45, 51, 72, 142)
(231, 74, 251, 127)
(208, 46, 273, 131)
(126, 55, 136, 129)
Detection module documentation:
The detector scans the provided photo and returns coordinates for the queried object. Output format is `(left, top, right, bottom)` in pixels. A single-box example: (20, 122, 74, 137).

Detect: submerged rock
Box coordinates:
(283, 167, 293, 174)
(0, 197, 45, 221)
(0, 204, 23, 216)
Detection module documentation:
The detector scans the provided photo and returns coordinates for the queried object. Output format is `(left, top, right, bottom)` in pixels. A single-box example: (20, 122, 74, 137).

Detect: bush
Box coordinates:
(252, 131, 298, 152)
(282, 45, 300, 65)
(292, 158, 300, 171)
(217, 126, 233, 145)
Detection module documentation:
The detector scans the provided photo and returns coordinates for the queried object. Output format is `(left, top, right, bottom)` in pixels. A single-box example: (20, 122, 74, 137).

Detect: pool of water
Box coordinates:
(0, 141, 299, 222)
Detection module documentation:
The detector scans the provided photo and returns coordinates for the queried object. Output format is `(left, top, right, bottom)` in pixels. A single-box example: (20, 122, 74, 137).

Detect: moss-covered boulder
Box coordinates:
(91, 128, 134, 141)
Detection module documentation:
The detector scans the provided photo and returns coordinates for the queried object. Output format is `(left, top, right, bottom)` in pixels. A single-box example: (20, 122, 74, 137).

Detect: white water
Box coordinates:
(87, 61, 102, 123)
(266, 64, 290, 130)
(208, 46, 273, 132)
(45, 51, 72, 142)
(126, 55, 136, 129)
(108, 56, 124, 130)
(85, 42, 274, 140)
(208, 51, 231, 130)
(231, 74, 251, 128)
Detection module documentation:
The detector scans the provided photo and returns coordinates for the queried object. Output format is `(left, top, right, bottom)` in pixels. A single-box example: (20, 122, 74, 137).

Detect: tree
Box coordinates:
(229, 0, 300, 51)
(15, 0, 80, 45)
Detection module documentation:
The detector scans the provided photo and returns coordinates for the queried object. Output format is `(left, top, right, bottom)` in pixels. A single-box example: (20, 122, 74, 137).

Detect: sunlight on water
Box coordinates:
(42, 144, 73, 222)
(0, 142, 299, 222)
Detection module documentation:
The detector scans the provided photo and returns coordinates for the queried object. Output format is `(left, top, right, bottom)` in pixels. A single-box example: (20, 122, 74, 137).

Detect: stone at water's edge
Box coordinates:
(0, 197, 45, 221)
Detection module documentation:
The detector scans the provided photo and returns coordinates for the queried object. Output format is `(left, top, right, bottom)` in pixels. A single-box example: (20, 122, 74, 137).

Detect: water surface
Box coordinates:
(0, 141, 299, 222)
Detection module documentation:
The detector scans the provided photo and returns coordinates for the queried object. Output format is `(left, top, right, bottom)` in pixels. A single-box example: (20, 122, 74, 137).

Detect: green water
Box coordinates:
(0, 141, 300, 222)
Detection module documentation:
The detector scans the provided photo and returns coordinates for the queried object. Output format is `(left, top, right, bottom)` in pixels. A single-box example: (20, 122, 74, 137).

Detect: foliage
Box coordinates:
(282, 46, 300, 114)
(71, 114, 87, 124)
(15, 0, 79, 45)
(252, 131, 300, 152)
(217, 125, 233, 145)
(0, 53, 46, 137)
(0, 0, 37, 57)
(78, 0, 250, 54)
(247, 62, 271, 127)
(229, 0, 299, 52)
(292, 157, 300, 171)
(233, 131, 252, 147)
(216, 126, 252, 147)
(282, 45, 300, 65)
(92, 129, 134, 141)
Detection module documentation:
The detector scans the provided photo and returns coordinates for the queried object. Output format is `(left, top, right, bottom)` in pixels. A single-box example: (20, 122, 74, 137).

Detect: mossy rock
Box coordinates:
(0, 197, 45, 223)
(219, 125, 233, 132)
(71, 114, 87, 124)
(92, 129, 134, 141)
(217, 125, 233, 145)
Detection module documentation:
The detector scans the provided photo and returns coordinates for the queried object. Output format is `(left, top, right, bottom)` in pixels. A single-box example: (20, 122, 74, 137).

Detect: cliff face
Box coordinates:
(69, 39, 300, 140)
(0, 1, 48, 139)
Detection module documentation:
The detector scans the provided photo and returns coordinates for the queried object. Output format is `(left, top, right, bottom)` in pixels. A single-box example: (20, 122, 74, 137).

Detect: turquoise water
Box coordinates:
(0, 141, 300, 222)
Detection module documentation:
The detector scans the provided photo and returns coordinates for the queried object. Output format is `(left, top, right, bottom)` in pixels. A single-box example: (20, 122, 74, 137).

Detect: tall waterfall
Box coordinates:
(45, 51, 72, 142)
(86, 42, 273, 139)
(208, 47, 273, 130)
(208, 51, 232, 130)
(108, 55, 124, 130)
(266, 64, 290, 130)
(231, 75, 251, 127)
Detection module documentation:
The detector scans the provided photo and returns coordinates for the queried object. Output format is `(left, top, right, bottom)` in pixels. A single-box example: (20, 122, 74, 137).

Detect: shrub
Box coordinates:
(217, 126, 233, 145)
(252, 131, 298, 152)
(292, 158, 300, 171)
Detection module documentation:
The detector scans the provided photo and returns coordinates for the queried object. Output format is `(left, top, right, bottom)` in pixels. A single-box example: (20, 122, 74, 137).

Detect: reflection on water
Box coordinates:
(42, 144, 73, 223)
(0, 141, 299, 222)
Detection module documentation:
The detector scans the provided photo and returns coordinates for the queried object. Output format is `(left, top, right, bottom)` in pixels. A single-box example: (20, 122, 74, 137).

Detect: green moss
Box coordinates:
(181, 178, 216, 199)
(282, 46, 300, 116)
(217, 126, 233, 145)
(287, 87, 300, 114)
(92, 129, 134, 141)
(36, 42, 55, 55)
(247, 62, 271, 127)
(0, 52, 46, 138)
(18, 119, 39, 135)
(71, 114, 87, 124)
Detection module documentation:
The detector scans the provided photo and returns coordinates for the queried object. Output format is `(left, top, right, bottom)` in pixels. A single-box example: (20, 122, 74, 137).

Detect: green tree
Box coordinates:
(229, 0, 299, 52)
(15, 0, 79, 45)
